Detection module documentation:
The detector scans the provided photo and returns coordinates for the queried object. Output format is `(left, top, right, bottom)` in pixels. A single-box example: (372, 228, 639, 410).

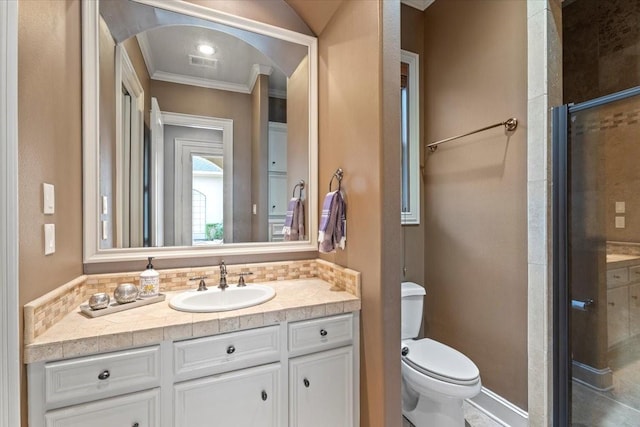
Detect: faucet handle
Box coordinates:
(236, 272, 253, 287)
(190, 276, 208, 291)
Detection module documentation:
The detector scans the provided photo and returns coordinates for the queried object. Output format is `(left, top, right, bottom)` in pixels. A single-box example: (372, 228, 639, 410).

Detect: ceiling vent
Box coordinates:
(189, 55, 218, 68)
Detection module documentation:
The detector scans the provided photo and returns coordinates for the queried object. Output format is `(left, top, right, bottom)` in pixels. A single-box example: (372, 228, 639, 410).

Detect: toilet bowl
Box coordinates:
(401, 282, 481, 427)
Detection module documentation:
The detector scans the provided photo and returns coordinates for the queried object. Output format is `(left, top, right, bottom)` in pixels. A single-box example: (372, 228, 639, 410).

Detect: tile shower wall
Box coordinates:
(563, 0, 640, 104)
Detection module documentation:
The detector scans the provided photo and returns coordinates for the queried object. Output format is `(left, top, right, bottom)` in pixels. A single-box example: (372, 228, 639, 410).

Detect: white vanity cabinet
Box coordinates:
(289, 347, 354, 427)
(606, 261, 640, 348)
(288, 314, 356, 427)
(28, 313, 359, 427)
(44, 388, 159, 427)
(174, 363, 282, 427)
(28, 346, 162, 427)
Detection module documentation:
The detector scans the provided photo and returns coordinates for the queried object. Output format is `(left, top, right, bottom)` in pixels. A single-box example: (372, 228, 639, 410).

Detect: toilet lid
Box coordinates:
(402, 339, 480, 385)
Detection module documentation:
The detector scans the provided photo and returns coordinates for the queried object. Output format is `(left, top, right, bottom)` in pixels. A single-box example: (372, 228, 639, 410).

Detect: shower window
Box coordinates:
(401, 50, 420, 225)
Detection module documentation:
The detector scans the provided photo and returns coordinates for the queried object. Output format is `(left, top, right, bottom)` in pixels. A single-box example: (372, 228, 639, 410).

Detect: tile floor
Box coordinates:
(571, 339, 640, 426)
(402, 401, 505, 427)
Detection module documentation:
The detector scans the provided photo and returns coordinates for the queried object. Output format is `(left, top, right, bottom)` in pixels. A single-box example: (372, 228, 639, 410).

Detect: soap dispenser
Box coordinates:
(139, 257, 160, 298)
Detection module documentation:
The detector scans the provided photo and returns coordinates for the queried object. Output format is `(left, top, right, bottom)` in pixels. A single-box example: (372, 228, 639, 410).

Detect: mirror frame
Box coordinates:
(82, 0, 318, 263)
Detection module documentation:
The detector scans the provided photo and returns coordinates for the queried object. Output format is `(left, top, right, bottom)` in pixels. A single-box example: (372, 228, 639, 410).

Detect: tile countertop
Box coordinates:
(606, 254, 640, 269)
(24, 278, 360, 364)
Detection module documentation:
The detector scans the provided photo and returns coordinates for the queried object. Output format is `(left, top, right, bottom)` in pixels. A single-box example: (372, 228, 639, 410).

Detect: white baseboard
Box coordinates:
(571, 360, 613, 392)
(467, 387, 528, 427)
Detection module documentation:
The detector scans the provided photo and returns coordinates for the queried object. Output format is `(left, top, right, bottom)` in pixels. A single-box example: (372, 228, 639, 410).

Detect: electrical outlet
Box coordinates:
(43, 183, 55, 214)
(44, 224, 55, 255)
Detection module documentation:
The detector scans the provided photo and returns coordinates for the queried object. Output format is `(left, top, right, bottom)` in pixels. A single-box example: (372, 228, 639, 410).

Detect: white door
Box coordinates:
(268, 122, 287, 172)
(44, 388, 159, 427)
(150, 98, 164, 247)
(174, 363, 281, 427)
(289, 346, 353, 427)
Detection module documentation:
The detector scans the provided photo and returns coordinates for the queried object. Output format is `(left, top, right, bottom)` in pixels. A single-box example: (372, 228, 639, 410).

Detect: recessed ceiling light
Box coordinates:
(197, 44, 215, 56)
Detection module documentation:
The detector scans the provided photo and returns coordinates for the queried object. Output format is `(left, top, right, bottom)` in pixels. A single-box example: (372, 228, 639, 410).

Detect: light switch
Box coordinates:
(252, 204, 257, 215)
(616, 216, 626, 229)
(102, 196, 108, 215)
(616, 201, 626, 214)
(102, 220, 108, 240)
(44, 224, 55, 255)
(43, 183, 55, 214)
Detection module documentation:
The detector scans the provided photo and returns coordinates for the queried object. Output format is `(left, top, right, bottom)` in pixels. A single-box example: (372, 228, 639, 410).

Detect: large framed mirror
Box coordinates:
(83, 0, 318, 263)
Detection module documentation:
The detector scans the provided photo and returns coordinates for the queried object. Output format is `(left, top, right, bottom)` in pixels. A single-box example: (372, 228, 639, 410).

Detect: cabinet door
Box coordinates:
(45, 388, 159, 427)
(268, 174, 288, 216)
(268, 123, 287, 172)
(174, 363, 281, 427)
(630, 283, 640, 337)
(290, 346, 353, 427)
(607, 286, 629, 348)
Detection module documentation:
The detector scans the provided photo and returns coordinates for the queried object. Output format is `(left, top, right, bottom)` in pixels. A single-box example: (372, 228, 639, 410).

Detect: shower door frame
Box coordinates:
(553, 85, 640, 427)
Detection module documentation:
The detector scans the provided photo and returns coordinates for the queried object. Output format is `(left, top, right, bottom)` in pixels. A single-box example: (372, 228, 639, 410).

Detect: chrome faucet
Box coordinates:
(219, 261, 228, 290)
(190, 276, 208, 292)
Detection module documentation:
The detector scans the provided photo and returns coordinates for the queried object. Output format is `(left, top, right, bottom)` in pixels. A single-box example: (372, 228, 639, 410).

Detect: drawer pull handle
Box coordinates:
(303, 378, 310, 388)
(97, 370, 110, 380)
(262, 390, 268, 401)
(227, 345, 236, 355)
(320, 329, 328, 337)
(609, 302, 615, 306)
(614, 275, 621, 279)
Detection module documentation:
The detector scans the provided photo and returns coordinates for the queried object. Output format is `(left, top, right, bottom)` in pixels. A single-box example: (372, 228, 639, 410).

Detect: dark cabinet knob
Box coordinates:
(262, 390, 268, 401)
(401, 347, 409, 356)
(227, 345, 235, 354)
(132, 423, 139, 427)
(319, 329, 328, 337)
(98, 370, 110, 380)
(303, 378, 310, 388)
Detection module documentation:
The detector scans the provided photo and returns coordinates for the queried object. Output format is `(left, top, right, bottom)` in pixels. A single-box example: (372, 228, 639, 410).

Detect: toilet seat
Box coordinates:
(402, 339, 480, 386)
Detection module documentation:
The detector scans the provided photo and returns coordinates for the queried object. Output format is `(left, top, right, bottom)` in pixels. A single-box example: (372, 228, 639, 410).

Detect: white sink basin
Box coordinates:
(169, 285, 276, 313)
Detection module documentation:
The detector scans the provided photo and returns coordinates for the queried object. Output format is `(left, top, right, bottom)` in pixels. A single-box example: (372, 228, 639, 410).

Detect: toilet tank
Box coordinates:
(401, 282, 426, 340)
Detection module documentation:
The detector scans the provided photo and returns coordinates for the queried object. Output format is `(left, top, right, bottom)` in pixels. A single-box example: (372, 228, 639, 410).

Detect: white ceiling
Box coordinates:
(136, 25, 288, 97)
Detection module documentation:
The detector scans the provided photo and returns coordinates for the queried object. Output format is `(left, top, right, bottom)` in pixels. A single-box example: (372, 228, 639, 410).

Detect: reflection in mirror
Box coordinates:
(86, 0, 316, 259)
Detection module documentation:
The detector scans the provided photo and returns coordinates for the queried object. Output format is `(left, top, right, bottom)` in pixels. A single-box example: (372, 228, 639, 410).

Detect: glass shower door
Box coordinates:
(555, 86, 640, 426)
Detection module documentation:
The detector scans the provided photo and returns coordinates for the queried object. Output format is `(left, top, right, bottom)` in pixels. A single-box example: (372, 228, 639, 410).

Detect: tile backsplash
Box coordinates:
(24, 259, 360, 344)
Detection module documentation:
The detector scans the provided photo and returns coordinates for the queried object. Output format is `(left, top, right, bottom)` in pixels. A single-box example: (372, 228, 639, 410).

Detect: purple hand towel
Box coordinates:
(283, 198, 305, 241)
(318, 191, 346, 253)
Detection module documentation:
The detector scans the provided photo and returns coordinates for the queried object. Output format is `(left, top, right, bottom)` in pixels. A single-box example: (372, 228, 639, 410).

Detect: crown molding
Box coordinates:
(401, 0, 435, 11)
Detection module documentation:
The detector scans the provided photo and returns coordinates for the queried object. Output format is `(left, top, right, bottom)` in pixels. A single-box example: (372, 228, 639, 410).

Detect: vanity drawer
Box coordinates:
(288, 314, 353, 356)
(44, 388, 159, 427)
(630, 265, 640, 282)
(44, 346, 160, 408)
(607, 267, 629, 288)
(173, 325, 280, 381)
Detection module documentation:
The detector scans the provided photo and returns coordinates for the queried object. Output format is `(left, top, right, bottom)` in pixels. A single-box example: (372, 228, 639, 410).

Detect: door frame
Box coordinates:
(553, 85, 640, 426)
(162, 112, 233, 245)
(0, 0, 21, 425)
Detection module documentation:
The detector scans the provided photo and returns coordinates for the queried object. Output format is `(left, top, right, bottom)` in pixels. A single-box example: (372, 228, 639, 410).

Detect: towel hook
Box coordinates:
(292, 180, 305, 198)
(329, 168, 343, 192)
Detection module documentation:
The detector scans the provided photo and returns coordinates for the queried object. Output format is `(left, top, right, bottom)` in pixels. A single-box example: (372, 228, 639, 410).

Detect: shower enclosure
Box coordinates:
(554, 86, 640, 426)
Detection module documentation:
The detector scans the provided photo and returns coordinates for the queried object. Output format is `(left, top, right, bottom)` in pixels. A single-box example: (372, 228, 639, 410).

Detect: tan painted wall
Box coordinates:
(287, 55, 309, 233)
(18, 1, 84, 424)
(251, 74, 270, 241)
(422, 0, 528, 410)
(400, 4, 425, 287)
(315, 0, 402, 425)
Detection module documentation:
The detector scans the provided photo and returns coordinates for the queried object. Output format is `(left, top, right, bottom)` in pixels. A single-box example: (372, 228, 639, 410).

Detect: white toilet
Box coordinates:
(401, 281, 482, 427)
